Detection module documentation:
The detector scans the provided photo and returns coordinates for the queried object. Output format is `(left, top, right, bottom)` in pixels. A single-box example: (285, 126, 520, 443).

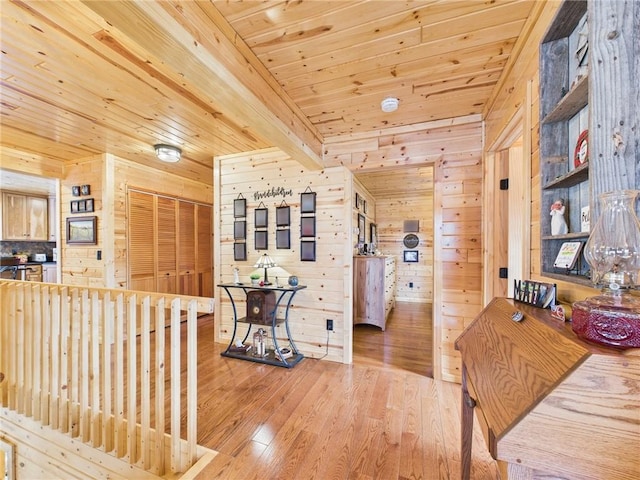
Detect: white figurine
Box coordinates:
(550, 198, 568, 235)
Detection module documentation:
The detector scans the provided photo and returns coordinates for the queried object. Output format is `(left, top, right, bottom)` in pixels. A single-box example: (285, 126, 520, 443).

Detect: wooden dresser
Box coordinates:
(353, 255, 396, 331)
(455, 297, 640, 480)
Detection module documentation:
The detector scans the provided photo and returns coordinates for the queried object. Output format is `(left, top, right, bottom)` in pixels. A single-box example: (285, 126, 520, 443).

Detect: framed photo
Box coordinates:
(276, 229, 290, 249)
(300, 191, 316, 214)
(363, 200, 367, 214)
(355, 192, 361, 210)
(255, 230, 268, 250)
(301, 216, 316, 237)
(276, 205, 290, 227)
(81, 184, 91, 196)
(255, 208, 268, 228)
(369, 223, 377, 244)
(66, 216, 97, 244)
(70, 200, 79, 213)
(358, 214, 366, 243)
(72, 186, 81, 197)
(85, 198, 94, 213)
(77, 200, 86, 212)
(233, 197, 246, 218)
(301, 240, 316, 261)
(234, 220, 246, 240)
(404, 250, 419, 263)
(234, 242, 246, 261)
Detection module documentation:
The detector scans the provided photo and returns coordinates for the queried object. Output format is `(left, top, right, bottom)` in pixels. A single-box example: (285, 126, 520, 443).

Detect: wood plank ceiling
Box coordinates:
(0, 0, 536, 189)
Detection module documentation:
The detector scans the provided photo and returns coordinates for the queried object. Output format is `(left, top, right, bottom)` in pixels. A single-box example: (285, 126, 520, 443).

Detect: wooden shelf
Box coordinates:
(542, 162, 589, 190)
(541, 231, 589, 241)
(542, 75, 588, 124)
(540, 270, 592, 287)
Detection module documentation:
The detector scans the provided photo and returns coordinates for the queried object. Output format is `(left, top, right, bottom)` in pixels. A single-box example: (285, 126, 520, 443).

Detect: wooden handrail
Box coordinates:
(0, 280, 214, 476)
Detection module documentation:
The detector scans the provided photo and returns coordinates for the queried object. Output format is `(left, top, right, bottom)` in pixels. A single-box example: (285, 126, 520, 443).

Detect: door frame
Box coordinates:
(482, 81, 533, 305)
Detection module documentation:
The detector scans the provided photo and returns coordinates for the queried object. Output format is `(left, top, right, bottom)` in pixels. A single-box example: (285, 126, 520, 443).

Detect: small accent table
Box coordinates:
(218, 283, 306, 368)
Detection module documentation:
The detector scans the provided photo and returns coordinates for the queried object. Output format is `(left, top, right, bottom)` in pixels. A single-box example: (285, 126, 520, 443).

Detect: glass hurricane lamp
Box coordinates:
(572, 190, 640, 348)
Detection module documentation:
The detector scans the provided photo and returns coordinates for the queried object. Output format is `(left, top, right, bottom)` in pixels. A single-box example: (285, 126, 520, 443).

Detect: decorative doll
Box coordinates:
(550, 198, 568, 235)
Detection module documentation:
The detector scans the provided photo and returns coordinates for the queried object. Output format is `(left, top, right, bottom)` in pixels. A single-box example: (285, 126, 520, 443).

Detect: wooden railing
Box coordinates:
(0, 280, 214, 477)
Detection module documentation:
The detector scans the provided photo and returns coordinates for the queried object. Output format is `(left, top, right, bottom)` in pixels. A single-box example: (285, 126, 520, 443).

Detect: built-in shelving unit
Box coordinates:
(538, 0, 639, 287)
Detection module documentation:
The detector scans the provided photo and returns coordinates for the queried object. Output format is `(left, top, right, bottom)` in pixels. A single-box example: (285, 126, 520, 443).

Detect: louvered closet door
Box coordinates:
(157, 196, 177, 294)
(128, 191, 156, 291)
(178, 201, 197, 296)
(196, 204, 213, 297)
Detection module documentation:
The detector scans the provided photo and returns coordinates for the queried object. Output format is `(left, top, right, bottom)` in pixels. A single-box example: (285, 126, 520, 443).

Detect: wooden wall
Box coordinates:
(214, 148, 353, 363)
(58, 154, 213, 289)
(59, 155, 105, 287)
(483, 1, 599, 305)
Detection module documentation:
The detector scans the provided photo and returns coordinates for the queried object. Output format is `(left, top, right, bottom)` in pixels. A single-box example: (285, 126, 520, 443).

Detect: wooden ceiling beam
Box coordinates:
(81, 1, 324, 171)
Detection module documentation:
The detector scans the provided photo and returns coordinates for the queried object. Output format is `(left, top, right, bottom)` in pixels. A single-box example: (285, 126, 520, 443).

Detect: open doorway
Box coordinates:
(483, 94, 532, 303)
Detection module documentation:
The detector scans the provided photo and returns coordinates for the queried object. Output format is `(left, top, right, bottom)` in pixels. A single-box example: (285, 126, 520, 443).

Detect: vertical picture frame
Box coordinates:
(276, 205, 291, 227)
(358, 213, 366, 243)
(234, 242, 247, 261)
(369, 223, 377, 244)
(255, 230, 268, 250)
(300, 216, 316, 237)
(234, 220, 246, 240)
(255, 207, 268, 228)
(276, 229, 290, 249)
(301, 240, 316, 261)
(300, 191, 316, 214)
(234, 197, 246, 218)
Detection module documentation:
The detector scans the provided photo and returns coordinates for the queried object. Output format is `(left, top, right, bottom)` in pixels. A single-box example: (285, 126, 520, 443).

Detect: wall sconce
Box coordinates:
(154, 144, 181, 163)
(254, 253, 277, 285)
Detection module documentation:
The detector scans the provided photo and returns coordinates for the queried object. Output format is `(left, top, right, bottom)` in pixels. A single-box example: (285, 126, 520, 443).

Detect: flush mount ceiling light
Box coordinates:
(380, 97, 399, 113)
(154, 144, 182, 163)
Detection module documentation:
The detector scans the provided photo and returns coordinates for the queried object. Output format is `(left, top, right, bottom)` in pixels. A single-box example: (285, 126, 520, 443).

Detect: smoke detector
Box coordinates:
(380, 97, 399, 113)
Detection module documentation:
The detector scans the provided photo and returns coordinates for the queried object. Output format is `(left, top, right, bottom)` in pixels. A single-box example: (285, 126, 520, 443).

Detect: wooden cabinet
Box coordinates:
(42, 263, 57, 283)
(1, 192, 48, 241)
(455, 298, 640, 480)
(353, 255, 396, 331)
(539, 0, 639, 285)
(127, 190, 213, 297)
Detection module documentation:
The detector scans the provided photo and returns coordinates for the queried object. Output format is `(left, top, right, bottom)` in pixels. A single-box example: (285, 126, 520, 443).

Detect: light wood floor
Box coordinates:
(186, 302, 498, 479)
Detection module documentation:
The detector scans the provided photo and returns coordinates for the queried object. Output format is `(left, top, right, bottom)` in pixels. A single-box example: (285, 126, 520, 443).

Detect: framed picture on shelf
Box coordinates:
(403, 250, 419, 263)
(276, 229, 290, 249)
(234, 242, 246, 261)
(301, 216, 315, 237)
(66, 216, 97, 244)
(233, 197, 246, 218)
(553, 241, 583, 269)
(301, 240, 316, 261)
(234, 220, 246, 240)
(255, 230, 268, 250)
(255, 207, 268, 228)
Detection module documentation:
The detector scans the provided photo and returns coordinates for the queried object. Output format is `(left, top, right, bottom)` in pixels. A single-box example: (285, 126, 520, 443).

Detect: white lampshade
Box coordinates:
(381, 97, 399, 113)
(154, 144, 181, 163)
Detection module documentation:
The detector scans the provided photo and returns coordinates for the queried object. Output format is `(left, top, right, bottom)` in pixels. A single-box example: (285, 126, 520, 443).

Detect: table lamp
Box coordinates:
(254, 253, 276, 285)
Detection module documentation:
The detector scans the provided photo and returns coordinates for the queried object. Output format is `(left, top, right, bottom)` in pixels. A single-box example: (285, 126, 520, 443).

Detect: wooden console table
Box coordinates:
(455, 297, 640, 480)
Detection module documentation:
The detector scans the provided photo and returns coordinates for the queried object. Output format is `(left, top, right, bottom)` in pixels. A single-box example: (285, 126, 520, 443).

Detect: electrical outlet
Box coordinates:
(326, 319, 334, 331)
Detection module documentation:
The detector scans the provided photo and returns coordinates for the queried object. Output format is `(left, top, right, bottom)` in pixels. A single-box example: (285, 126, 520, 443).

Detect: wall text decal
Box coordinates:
(254, 187, 293, 201)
